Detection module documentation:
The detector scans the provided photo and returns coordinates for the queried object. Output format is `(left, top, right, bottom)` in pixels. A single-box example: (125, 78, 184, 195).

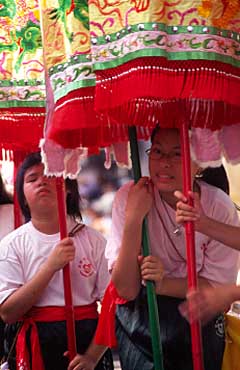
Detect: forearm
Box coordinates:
(156, 276, 211, 298)
(0, 262, 55, 323)
(199, 217, 240, 251)
(112, 220, 142, 300)
(85, 342, 107, 366)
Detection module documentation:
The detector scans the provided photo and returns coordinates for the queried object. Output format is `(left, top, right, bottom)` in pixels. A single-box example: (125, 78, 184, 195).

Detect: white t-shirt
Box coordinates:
(0, 204, 14, 240)
(0, 219, 110, 306)
(106, 181, 240, 286)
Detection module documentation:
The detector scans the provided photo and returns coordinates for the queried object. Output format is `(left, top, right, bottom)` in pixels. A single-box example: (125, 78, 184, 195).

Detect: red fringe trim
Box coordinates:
(96, 99, 240, 132)
(94, 57, 240, 130)
(47, 58, 240, 149)
(48, 122, 152, 150)
(48, 88, 152, 149)
(0, 107, 45, 151)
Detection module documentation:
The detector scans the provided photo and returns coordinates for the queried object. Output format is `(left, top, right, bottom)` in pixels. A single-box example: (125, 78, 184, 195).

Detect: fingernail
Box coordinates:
(179, 305, 186, 316)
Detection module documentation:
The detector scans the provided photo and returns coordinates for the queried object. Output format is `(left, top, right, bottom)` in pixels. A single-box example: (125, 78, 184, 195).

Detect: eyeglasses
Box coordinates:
(145, 147, 182, 162)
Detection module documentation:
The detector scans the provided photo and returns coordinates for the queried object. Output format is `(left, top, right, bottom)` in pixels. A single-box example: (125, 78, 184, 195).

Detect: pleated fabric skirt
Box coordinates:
(116, 288, 225, 370)
(5, 318, 113, 370)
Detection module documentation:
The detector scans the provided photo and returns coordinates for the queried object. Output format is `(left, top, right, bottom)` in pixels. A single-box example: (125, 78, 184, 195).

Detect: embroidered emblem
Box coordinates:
(78, 257, 94, 277)
(215, 315, 225, 338)
(18, 358, 28, 370)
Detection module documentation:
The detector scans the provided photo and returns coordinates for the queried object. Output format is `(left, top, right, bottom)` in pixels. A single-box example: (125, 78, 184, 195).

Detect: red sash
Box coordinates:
(94, 281, 127, 348)
(16, 303, 98, 370)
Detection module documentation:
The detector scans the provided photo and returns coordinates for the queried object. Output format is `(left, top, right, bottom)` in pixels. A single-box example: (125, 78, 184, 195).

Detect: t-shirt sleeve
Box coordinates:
(0, 239, 24, 304)
(199, 190, 240, 285)
(91, 233, 111, 301)
(105, 183, 130, 271)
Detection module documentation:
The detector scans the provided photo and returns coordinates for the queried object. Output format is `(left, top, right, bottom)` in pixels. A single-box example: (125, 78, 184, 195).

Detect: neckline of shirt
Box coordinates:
(27, 221, 60, 242)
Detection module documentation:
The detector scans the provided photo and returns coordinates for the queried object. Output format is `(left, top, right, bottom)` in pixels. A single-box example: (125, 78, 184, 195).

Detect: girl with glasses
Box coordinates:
(104, 127, 239, 370)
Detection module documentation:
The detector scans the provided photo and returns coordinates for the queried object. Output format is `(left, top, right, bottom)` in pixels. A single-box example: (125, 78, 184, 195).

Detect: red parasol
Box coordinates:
(0, 0, 46, 226)
(0, 1, 76, 361)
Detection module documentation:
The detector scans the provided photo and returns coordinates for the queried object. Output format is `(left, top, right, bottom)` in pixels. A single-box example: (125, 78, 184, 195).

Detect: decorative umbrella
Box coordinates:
(0, 0, 129, 363)
(88, 3, 240, 369)
(0, 0, 78, 362)
(0, 0, 46, 227)
(39, 1, 163, 367)
(0, 0, 45, 150)
(43, 1, 240, 178)
(40, 2, 240, 370)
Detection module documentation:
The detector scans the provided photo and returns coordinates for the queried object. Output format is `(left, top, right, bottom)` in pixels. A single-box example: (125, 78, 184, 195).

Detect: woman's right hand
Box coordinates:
(125, 177, 153, 223)
(179, 285, 236, 325)
(46, 237, 75, 272)
(67, 353, 95, 370)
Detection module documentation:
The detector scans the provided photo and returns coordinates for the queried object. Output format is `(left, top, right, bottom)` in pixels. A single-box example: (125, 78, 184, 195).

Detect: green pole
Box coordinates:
(128, 126, 164, 370)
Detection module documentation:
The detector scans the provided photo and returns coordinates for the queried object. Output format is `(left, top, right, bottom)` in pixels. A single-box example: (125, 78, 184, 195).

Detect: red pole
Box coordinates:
(180, 123, 205, 370)
(56, 176, 77, 361)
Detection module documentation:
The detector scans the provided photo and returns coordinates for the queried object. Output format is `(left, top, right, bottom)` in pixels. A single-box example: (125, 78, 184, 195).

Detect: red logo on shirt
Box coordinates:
(201, 240, 210, 252)
(78, 257, 94, 277)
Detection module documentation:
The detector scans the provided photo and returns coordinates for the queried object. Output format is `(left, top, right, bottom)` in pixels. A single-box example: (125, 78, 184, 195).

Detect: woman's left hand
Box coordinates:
(138, 255, 164, 286)
(174, 190, 209, 233)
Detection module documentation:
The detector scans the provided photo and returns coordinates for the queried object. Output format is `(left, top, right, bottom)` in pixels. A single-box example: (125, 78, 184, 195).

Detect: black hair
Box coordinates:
(0, 174, 13, 204)
(150, 124, 161, 143)
(150, 125, 230, 195)
(200, 166, 240, 210)
(16, 152, 82, 222)
(200, 165, 229, 195)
